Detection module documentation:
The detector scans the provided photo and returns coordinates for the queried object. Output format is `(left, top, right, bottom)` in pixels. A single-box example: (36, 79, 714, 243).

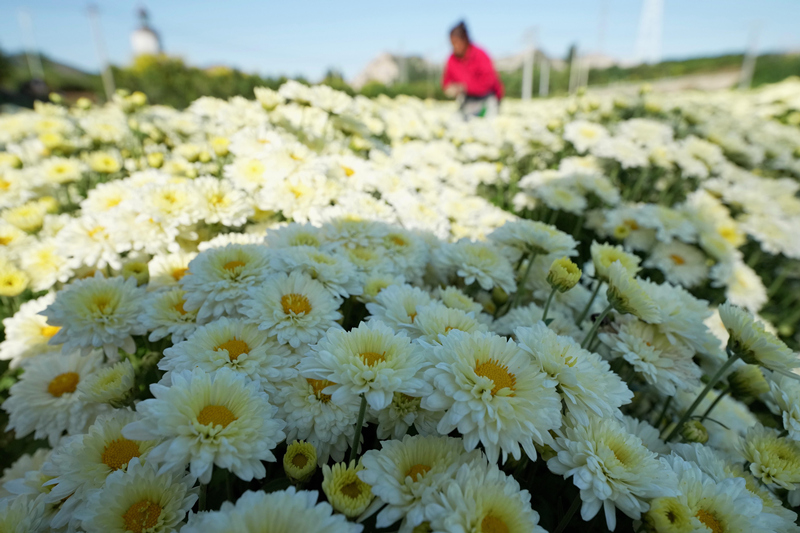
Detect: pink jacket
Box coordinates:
(442, 44, 504, 100)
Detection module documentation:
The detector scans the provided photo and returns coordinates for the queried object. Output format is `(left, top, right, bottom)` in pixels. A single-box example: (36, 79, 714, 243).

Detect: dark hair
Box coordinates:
(450, 21, 469, 43)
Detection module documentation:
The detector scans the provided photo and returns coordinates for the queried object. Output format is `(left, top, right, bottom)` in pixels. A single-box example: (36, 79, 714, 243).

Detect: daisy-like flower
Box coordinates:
(718, 301, 799, 374)
(264, 222, 325, 248)
(488, 219, 577, 263)
(123, 367, 286, 483)
(770, 375, 800, 441)
(590, 241, 642, 281)
(299, 320, 428, 411)
(3, 351, 106, 446)
(606, 261, 661, 323)
(564, 120, 609, 154)
(515, 323, 632, 424)
(0, 448, 51, 500)
(43, 410, 159, 530)
(147, 251, 196, 290)
(0, 495, 48, 533)
(0, 292, 61, 368)
(738, 425, 800, 490)
(139, 288, 198, 343)
(421, 330, 561, 463)
(406, 303, 488, 344)
(548, 415, 677, 531)
(433, 286, 484, 316)
(441, 240, 516, 293)
(180, 243, 274, 322)
(492, 302, 582, 339)
(273, 376, 360, 465)
(322, 460, 374, 518)
(430, 459, 547, 533)
(600, 317, 702, 395)
(365, 284, 432, 329)
(182, 487, 362, 533)
(0, 261, 29, 296)
(643, 241, 709, 288)
(40, 273, 147, 357)
(371, 391, 441, 440)
(161, 317, 296, 394)
(242, 270, 342, 348)
(274, 246, 363, 300)
(358, 435, 480, 533)
(194, 176, 253, 226)
(79, 459, 197, 533)
(283, 440, 317, 483)
(76, 359, 135, 405)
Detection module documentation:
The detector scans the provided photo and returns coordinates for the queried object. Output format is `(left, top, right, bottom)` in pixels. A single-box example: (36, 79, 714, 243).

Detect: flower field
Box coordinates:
(0, 77, 799, 532)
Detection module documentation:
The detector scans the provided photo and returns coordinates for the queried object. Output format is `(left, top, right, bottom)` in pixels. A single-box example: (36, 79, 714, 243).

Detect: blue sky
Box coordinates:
(2, 0, 799, 80)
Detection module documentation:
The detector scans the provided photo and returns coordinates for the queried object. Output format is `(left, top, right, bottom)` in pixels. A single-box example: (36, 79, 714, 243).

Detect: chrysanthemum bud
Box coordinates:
(121, 261, 149, 286)
(681, 420, 708, 444)
(147, 152, 164, 168)
(76, 359, 135, 406)
(728, 364, 770, 400)
(491, 286, 509, 305)
(547, 257, 582, 293)
(321, 460, 373, 517)
(283, 440, 317, 484)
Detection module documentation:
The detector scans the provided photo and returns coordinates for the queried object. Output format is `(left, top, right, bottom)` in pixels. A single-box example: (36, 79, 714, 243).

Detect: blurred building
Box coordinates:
(131, 8, 162, 57)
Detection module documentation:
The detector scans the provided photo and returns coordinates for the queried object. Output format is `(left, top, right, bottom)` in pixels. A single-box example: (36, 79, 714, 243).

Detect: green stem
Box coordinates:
(663, 352, 740, 442)
(581, 304, 612, 349)
(767, 269, 789, 297)
(542, 287, 557, 322)
(198, 483, 207, 512)
(576, 280, 602, 325)
(654, 395, 673, 429)
(554, 493, 582, 533)
(348, 394, 368, 463)
(511, 253, 537, 308)
(699, 386, 729, 422)
(747, 248, 762, 268)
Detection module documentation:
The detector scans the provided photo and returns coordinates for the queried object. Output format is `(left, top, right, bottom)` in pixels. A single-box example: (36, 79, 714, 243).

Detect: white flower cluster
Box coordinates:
(0, 79, 799, 533)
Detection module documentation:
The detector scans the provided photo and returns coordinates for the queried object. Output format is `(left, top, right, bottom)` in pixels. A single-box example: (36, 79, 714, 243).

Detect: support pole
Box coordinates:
(87, 4, 116, 102)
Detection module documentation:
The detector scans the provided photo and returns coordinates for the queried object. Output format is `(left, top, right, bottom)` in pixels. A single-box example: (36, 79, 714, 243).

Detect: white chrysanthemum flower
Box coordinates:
(273, 246, 363, 300)
(264, 222, 325, 248)
(600, 317, 702, 395)
(422, 330, 561, 463)
(771, 375, 800, 441)
(0, 293, 61, 368)
(644, 241, 709, 288)
(430, 459, 546, 533)
(622, 415, 669, 454)
(647, 455, 766, 533)
(515, 323, 632, 424)
(322, 460, 374, 518)
(43, 410, 159, 530)
(194, 176, 253, 226)
(3, 351, 106, 446)
(488, 219, 578, 263)
(719, 301, 798, 375)
(607, 261, 661, 323)
(138, 180, 202, 227)
(139, 288, 198, 343)
(182, 487, 362, 533)
(366, 284, 432, 329)
(441, 240, 516, 293)
(0, 495, 48, 533)
(57, 216, 123, 271)
(123, 367, 286, 483)
(79, 458, 197, 533)
(19, 238, 73, 292)
(0, 448, 51, 500)
(590, 241, 641, 281)
(738, 425, 800, 490)
(548, 415, 677, 531)
(241, 270, 342, 348)
(161, 317, 297, 394)
(76, 359, 135, 404)
(371, 391, 441, 440)
(299, 320, 428, 410)
(433, 286, 484, 316)
(40, 273, 146, 357)
(406, 303, 488, 344)
(147, 251, 196, 291)
(274, 376, 360, 464)
(181, 243, 274, 322)
(359, 435, 480, 533)
(492, 302, 582, 339)
(564, 120, 609, 153)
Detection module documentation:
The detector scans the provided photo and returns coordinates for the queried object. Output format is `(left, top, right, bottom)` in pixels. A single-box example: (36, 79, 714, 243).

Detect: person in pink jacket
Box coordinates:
(442, 21, 504, 116)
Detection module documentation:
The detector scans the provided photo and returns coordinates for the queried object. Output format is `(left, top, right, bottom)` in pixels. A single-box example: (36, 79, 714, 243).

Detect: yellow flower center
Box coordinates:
(101, 438, 141, 471)
(481, 514, 509, 533)
(695, 509, 723, 533)
(0, 179, 10, 191)
(214, 338, 250, 361)
(171, 267, 188, 281)
(122, 500, 162, 533)
(291, 453, 309, 468)
(0, 236, 11, 246)
(670, 254, 686, 266)
(307, 379, 333, 403)
(93, 295, 112, 314)
(474, 360, 516, 396)
(47, 372, 80, 397)
(405, 464, 431, 481)
(360, 351, 386, 366)
(281, 293, 312, 315)
(223, 260, 246, 271)
(173, 300, 187, 315)
(342, 165, 355, 176)
(388, 235, 406, 246)
(87, 226, 104, 238)
(197, 405, 237, 428)
(340, 480, 364, 499)
(40, 325, 61, 338)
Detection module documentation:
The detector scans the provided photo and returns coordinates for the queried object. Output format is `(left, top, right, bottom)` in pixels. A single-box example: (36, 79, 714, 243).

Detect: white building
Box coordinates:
(131, 8, 162, 57)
